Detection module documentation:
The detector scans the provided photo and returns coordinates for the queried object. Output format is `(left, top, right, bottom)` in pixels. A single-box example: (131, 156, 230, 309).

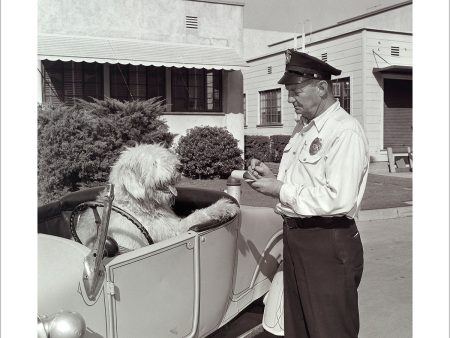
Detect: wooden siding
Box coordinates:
(243, 31, 364, 136)
(243, 28, 412, 162)
(363, 30, 412, 159)
(243, 52, 290, 136)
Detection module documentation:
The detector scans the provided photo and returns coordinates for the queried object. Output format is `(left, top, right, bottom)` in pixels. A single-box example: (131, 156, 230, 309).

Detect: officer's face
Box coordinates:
(286, 81, 321, 121)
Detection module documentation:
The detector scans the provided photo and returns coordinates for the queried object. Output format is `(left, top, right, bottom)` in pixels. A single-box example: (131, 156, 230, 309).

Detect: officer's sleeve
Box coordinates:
(279, 129, 368, 216)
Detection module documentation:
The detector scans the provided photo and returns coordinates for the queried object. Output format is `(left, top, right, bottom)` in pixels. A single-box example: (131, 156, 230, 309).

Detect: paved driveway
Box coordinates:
(179, 173, 412, 211)
(208, 216, 412, 338)
(358, 216, 412, 338)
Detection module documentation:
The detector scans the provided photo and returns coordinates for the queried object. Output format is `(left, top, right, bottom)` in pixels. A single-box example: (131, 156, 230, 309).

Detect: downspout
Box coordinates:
(37, 59, 43, 104)
(361, 29, 367, 135)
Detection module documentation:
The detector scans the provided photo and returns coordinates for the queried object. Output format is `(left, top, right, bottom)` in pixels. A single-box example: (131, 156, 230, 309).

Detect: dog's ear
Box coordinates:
(121, 170, 146, 201)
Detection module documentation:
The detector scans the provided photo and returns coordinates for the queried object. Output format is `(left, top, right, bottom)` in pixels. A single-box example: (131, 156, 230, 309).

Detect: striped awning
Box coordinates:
(38, 34, 248, 70)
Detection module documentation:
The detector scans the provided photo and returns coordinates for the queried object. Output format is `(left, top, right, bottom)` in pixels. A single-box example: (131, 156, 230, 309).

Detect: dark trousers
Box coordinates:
(283, 217, 364, 338)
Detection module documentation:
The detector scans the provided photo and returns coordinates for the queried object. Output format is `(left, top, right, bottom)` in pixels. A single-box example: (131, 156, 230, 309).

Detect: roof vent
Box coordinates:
(321, 53, 328, 62)
(267, 66, 272, 74)
(391, 46, 400, 56)
(186, 16, 198, 29)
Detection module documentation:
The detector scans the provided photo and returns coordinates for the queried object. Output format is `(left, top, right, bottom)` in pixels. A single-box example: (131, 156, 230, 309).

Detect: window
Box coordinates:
(260, 89, 281, 125)
(42, 60, 64, 104)
(111, 64, 131, 101)
(110, 65, 166, 101)
(332, 77, 351, 113)
(171, 68, 222, 112)
(147, 66, 166, 99)
(42, 60, 103, 105)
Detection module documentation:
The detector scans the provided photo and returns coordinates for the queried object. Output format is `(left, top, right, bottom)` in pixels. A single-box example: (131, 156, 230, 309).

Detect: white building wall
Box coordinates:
(244, 28, 412, 161)
(306, 32, 364, 125)
(244, 31, 364, 137)
(39, 0, 244, 54)
(242, 2, 412, 163)
(243, 52, 288, 136)
(363, 30, 412, 160)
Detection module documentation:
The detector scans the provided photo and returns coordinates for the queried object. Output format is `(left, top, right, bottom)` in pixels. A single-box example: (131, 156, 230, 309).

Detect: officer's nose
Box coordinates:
(287, 95, 295, 104)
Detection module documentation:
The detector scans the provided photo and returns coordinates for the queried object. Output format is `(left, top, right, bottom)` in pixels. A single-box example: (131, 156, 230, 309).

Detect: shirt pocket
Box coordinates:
(298, 152, 324, 165)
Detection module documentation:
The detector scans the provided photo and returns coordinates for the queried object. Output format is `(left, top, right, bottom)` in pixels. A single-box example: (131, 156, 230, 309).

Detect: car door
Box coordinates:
(105, 232, 198, 338)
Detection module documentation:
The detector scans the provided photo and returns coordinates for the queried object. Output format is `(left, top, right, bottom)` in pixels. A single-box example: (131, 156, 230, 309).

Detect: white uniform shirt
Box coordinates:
(276, 101, 369, 219)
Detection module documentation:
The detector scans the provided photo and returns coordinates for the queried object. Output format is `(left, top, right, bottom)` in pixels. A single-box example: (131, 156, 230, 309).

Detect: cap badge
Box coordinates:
(285, 49, 292, 64)
(309, 137, 322, 155)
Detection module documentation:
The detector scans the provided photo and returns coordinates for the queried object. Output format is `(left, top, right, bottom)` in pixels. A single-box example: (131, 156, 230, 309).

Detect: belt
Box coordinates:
(282, 215, 354, 229)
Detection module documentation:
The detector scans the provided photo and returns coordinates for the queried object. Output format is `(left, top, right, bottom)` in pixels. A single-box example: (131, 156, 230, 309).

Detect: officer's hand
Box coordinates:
(248, 178, 283, 198)
(247, 159, 275, 179)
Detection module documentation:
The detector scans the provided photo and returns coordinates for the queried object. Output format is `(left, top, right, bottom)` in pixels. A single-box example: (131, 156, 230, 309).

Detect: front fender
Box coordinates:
(262, 264, 284, 336)
(38, 234, 108, 338)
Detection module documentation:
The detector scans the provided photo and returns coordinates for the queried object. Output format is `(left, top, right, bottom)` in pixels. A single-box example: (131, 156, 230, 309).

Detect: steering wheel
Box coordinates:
(69, 201, 154, 254)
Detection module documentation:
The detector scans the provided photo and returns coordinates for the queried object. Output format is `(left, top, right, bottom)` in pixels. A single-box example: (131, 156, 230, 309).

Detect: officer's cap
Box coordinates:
(278, 49, 342, 85)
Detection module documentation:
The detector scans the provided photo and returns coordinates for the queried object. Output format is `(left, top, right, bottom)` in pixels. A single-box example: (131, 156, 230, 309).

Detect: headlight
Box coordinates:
(38, 310, 86, 338)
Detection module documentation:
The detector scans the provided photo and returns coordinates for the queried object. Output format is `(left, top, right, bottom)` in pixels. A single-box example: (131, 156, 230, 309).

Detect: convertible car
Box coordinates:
(38, 177, 283, 338)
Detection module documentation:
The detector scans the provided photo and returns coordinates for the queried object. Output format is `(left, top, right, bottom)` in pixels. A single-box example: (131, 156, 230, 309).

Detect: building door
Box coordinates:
(383, 78, 412, 151)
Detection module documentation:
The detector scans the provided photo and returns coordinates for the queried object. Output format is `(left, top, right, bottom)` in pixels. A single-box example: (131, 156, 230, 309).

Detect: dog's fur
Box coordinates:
(76, 144, 239, 251)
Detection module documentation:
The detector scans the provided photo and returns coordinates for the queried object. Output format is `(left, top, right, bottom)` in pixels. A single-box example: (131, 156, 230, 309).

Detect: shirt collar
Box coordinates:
(312, 100, 340, 132)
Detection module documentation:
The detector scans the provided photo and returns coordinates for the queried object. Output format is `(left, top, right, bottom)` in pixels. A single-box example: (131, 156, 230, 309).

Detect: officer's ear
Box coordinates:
(316, 80, 328, 97)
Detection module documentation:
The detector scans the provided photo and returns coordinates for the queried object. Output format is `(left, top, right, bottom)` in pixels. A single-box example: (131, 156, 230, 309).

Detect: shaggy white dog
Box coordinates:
(76, 144, 239, 252)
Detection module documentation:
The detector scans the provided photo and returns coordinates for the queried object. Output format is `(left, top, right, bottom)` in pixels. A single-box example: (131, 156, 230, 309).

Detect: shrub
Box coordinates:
(38, 97, 174, 204)
(176, 126, 243, 179)
(244, 135, 271, 162)
(270, 135, 291, 163)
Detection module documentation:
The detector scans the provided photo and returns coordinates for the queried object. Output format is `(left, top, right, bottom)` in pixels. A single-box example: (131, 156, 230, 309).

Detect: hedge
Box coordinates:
(176, 126, 243, 179)
(38, 97, 174, 204)
(244, 135, 271, 162)
(270, 135, 291, 162)
(244, 134, 291, 163)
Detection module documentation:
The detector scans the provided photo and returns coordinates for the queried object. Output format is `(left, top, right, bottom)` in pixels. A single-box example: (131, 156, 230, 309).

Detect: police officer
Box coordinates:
(248, 49, 369, 338)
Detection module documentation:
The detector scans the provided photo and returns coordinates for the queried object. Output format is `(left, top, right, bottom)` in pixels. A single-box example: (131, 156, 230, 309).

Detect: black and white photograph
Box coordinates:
(1, 0, 449, 337)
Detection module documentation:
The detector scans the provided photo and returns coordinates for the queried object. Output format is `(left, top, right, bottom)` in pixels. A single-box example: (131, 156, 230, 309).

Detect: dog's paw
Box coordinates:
(202, 198, 240, 221)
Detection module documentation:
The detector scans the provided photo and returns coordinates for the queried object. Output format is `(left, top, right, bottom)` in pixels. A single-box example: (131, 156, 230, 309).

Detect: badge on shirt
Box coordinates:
(309, 137, 322, 155)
